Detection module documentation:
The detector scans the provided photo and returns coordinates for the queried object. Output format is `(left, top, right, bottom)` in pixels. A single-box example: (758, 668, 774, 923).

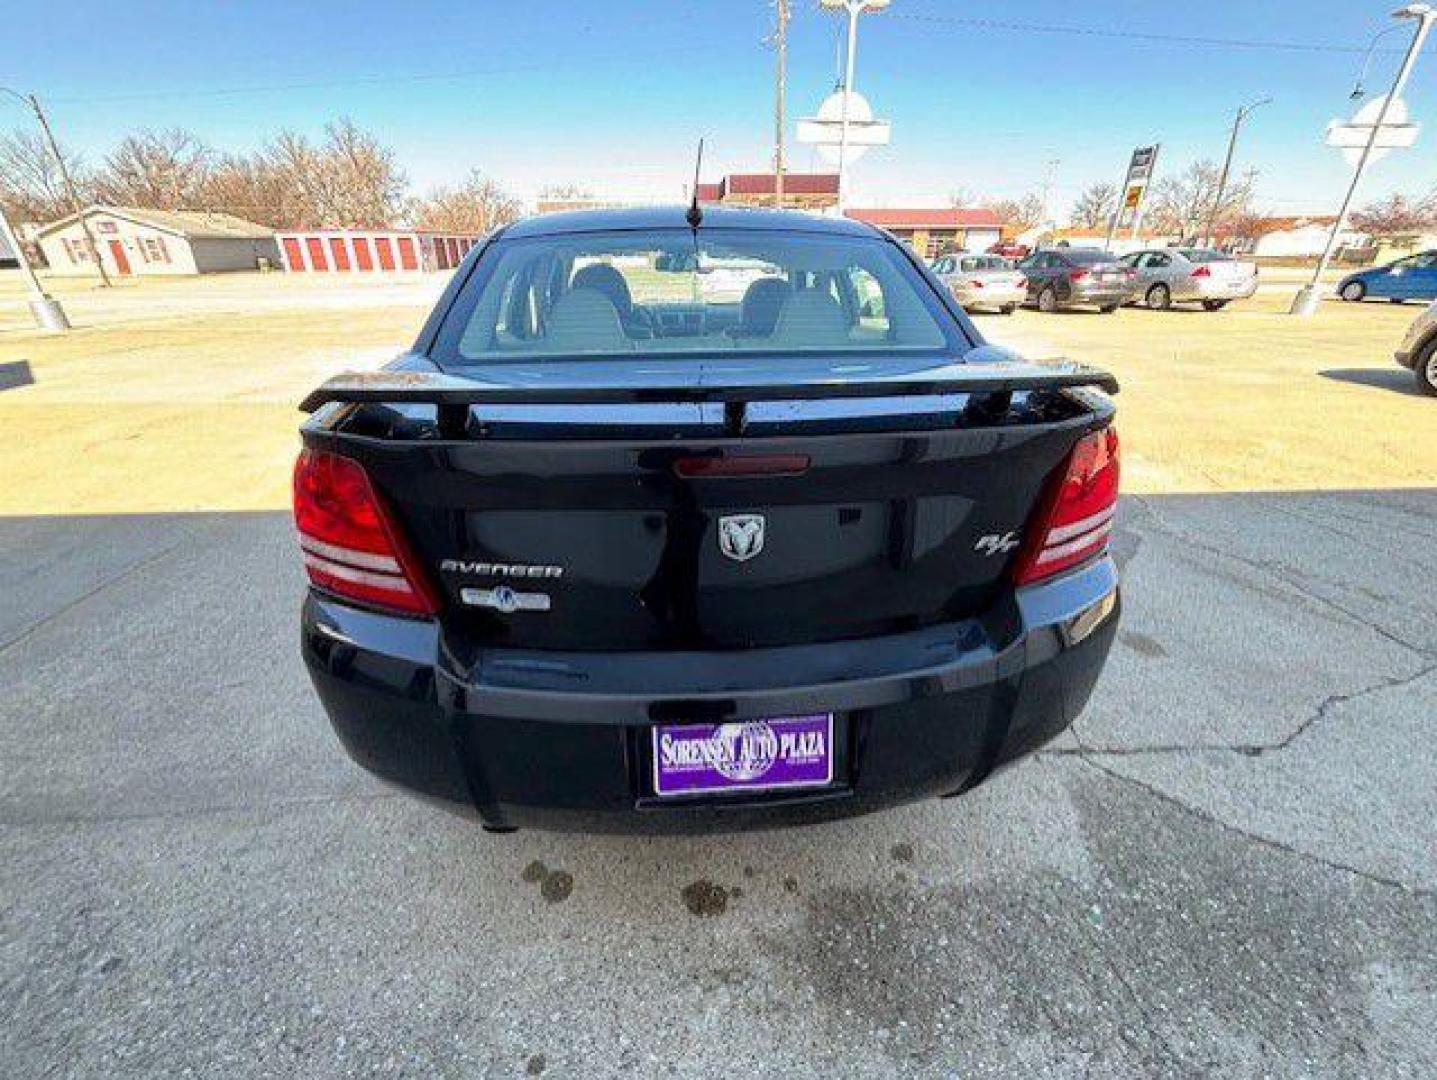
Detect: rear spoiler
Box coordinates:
(299, 360, 1118, 415)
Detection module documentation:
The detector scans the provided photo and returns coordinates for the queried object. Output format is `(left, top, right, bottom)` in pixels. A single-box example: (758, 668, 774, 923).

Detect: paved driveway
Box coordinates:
(2, 487, 1433, 1078)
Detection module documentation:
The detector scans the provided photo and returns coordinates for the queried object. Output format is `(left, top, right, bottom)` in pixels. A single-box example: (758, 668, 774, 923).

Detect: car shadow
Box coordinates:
(1319, 367, 1424, 397)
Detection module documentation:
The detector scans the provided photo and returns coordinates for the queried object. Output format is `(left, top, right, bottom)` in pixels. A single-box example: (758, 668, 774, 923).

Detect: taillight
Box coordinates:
(1191, 265, 1211, 278)
(967, 279, 985, 288)
(1012, 428, 1120, 586)
(1069, 269, 1089, 282)
(293, 449, 439, 616)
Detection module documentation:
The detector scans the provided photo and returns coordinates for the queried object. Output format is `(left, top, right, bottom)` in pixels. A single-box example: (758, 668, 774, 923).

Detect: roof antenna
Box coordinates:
(686, 138, 705, 228)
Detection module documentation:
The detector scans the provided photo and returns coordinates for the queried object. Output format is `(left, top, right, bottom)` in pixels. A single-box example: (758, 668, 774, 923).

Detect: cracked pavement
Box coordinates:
(2, 489, 1434, 1078)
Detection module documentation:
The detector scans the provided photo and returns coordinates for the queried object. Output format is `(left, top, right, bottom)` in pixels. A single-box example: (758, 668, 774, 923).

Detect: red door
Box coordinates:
(446, 237, 461, 265)
(107, 240, 132, 276)
(375, 237, 395, 271)
(352, 238, 374, 271)
(328, 237, 352, 271)
(305, 237, 329, 271)
(282, 237, 305, 271)
(433, 237, 451, 271)
(397, 236, 418, 271)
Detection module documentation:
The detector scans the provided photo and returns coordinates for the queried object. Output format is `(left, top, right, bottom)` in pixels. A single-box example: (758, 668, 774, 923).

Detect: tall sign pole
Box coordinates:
(1105, 145, 1159, 251)
(820, 0, 890, 212)
(0, 205, 69, 331)
(1291, 4, 1434, 316)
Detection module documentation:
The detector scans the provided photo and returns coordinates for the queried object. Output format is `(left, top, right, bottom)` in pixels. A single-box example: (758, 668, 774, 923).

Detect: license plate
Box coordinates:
(651, 715, 834, 797)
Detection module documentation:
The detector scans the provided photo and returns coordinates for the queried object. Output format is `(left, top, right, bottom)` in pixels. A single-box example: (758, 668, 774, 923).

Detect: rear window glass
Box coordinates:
(959, 256, 1010, 272)
(1178, 249, 1232, 263)
(1062, 249, 1120, 265)
(434, 228, 961, 365)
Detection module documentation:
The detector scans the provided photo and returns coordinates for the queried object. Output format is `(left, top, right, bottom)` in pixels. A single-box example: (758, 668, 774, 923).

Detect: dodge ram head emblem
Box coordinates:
(718, 514, 766, 562)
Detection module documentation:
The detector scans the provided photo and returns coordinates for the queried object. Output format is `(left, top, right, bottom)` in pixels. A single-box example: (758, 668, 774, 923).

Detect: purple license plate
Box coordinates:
(652, 715, 834, 797)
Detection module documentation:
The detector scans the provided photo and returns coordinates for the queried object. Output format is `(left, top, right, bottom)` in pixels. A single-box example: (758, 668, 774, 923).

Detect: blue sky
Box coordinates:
(4, 1, 1434, 214)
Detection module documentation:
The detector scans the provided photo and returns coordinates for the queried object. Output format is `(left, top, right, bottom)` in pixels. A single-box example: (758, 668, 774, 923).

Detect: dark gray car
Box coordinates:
(1018, 248, 1138, 314)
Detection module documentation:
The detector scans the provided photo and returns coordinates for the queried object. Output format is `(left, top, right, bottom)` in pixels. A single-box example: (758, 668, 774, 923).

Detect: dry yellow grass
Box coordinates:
(1, 271, 1432, 516)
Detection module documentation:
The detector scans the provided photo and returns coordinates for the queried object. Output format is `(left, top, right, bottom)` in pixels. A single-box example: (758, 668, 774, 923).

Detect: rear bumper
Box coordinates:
(953, 284, 1027, 308)
(1064, 284, 1135, 308)
(301, 559, 1119, 833)
(1173, 277, 1259, 302)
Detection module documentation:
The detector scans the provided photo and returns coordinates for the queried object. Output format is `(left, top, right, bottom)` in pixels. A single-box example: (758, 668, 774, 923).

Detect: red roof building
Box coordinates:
(844, 207, 1004, 258)
(695, 172, 839, 210)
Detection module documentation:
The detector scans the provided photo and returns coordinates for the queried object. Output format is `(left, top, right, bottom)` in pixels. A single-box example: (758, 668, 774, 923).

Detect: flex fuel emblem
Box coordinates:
(460, 586, 551, 613)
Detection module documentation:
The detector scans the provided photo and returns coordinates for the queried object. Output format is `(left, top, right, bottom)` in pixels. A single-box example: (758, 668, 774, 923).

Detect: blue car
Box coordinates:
(1338, 250, 1437, 303)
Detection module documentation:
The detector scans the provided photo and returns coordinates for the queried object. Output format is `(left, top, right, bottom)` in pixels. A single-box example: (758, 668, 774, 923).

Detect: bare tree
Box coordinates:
(1350, 192, 1437, 238)
(1146, 160, 1256, 240)
(412, 171, 522, 233)
(248, 120, 405, 228)
(198, 153, 301, 228)
(985, 193, 1045, 233)
(0, 128, 87, 222)
(537, 182, 593, 201)
(947, 186, 979, 209)
(94, 128, 213, 208)
(1070, 182, 1117, 229)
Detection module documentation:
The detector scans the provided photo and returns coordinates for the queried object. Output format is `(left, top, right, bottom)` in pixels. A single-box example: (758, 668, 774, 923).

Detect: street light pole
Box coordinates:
(0, 204, 69, 331)
(1202, 97, 1271, 248)
(28, 94, 111, 287)
(1291, 3, 1435, 316)
(1, 88, 110, 287)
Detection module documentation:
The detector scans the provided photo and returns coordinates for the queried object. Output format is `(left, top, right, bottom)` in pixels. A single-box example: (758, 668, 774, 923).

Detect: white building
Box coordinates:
(1240, 217, 1366, 259)
(35, 206, 278, 276)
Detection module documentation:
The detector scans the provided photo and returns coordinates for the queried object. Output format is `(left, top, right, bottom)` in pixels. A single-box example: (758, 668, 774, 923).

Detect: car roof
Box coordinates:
(500, 205, 882, 240)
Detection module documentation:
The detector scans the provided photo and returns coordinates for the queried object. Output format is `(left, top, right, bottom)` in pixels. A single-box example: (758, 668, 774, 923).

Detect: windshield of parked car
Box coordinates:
(435, 228, 962, 364)
(1179, 249, 1232, 263)
(1062, 249, 1120, 265)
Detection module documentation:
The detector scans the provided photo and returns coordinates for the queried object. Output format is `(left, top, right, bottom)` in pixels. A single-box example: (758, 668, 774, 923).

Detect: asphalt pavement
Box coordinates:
(1, 487, 1433, 1079)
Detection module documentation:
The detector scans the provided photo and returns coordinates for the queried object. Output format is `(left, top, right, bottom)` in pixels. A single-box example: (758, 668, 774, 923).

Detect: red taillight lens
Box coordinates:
(968, 279, 985, 288)
(293, 449, 439, 616)
(1069, 269, 1089, 282)
(1012, 428, 1120, 586)
(1191, 265, 1211, 278)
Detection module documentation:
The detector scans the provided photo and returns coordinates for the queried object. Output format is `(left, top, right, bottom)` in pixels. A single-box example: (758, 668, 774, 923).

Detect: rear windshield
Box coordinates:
(959, 256, 1011, 272)
(433, 228, 962, 365)
(1178, 249, 1232, 263)
(1062, 249, 1120, 265)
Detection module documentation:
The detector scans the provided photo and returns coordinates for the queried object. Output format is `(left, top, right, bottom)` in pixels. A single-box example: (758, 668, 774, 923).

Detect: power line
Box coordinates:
(48, 49, 708, 105)
(888, 12, 1404, 55)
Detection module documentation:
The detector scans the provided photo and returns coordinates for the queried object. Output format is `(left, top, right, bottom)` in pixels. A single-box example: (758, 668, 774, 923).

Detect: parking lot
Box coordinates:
(2, 271, 1434, 1077)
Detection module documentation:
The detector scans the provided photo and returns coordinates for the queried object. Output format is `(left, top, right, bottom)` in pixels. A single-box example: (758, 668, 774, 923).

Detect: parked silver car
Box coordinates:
(1395, 299, 1437, 396)
(933, 253, 1027, 314)
(1121, 248, 1259, 311)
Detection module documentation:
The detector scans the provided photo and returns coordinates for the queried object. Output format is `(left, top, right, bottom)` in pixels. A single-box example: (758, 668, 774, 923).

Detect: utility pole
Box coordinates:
(1291, 3, 1434, 315)
(0, 204, 69, 331)
(1202, 98, 1271, 248)
(773, 0, 789, 208)
(27, 93, 110, 287)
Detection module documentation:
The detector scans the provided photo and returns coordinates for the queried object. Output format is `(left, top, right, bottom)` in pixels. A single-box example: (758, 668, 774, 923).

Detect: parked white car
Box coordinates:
(932, 253, 1027, 314)
(1395, 299, 1437, 397)
(1121, 248, 1259, 311)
